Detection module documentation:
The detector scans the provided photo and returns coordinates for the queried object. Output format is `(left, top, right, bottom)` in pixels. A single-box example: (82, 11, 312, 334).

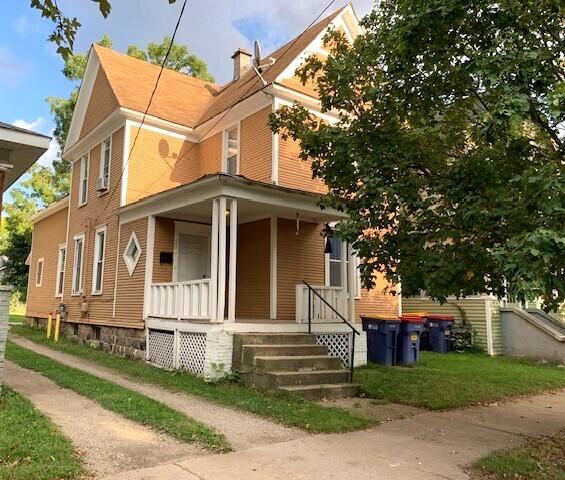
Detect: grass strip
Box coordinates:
(471, 430, 565, 479)
(0, 386, 85, 480)
(6, 341, 230, 452)
(356, 351, 565, 410)
(8, 314, 24, 324)
(11, 326, 370, 433)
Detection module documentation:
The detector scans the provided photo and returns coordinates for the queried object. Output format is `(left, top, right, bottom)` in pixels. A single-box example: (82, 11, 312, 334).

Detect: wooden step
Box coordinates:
(254, 369, 350, 388)
(254, 355, 343, 372)
(279, 383, 360, 400)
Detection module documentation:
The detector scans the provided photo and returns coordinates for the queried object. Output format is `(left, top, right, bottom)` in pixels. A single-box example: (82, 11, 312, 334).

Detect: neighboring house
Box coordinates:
(25, 6, 399, 393)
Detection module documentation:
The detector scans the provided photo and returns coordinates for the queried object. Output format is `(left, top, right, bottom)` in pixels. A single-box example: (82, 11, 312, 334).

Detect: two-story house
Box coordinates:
(25, 5, 399, 398)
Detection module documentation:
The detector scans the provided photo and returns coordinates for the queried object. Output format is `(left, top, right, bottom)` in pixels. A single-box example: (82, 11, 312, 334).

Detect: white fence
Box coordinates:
(295, 285, 346, 324)
(149, 279, 211, 320)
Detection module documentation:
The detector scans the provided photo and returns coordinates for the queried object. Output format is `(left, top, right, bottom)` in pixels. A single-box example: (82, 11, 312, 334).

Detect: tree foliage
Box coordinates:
(270, 0, 564, 310)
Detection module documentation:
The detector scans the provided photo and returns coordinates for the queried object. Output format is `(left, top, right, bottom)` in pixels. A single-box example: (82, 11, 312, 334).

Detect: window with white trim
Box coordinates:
(78, 153, 89, 206)
(325, 236, 362, 298)
(55, 245, 66, 297)
(36, 258, 44, 287)
(98, 137, 111, 192)
(92, 226, 107, 294)
(223, 125, 239, 174)
(72, 234, 85, 295)
(123, 231, 141, 276)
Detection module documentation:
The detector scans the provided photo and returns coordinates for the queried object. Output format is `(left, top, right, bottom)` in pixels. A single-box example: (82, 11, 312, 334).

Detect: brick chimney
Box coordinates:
(231, 48, 252, 80)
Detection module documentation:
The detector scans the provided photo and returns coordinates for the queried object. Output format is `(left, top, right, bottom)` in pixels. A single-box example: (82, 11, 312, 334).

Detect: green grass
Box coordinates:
(0, 387, 85, 480)
(471, 430, 565, 479)
(10, 326, 370, 433)
(8, 314, 25, 324)
(6, 341, 230, 452)
(355, 352, 565, 410)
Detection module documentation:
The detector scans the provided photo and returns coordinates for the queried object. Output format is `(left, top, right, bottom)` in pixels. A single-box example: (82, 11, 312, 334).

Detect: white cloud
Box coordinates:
(37, 138, 61, 168)
(13, 15, 30, 36)
(12, 117, 45, 133)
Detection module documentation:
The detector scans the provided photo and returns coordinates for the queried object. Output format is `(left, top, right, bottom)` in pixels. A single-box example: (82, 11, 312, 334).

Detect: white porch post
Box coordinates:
(143, 215, 156, 319)
(340, 239, 348, 315)
(270, 215, 277, 320)
(347, 243, 356, 324)
(210, 198, 219, 322)
(216, 197, 227, 322)
(227, 199, 238, 322)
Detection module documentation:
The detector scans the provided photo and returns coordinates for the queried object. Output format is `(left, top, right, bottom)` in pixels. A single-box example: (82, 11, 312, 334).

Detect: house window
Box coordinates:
(98, 137, 111, 192)
(72, 234, 85, 295)
(123, 231, 141, 276)
(92, 226, 106, 294)
(36, 258, 44, 287)
(326, 235, 362, 298)
(78, 153, 89, 206)
(55, 245, 66, 297)
(224, 126, 239, 174)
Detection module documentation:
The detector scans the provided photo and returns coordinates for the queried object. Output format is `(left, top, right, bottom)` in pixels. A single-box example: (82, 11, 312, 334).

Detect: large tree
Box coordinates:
(270, 0, 564, 311)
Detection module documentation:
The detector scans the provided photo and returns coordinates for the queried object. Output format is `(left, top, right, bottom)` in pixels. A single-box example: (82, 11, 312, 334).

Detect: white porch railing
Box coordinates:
(149, 279, 211, 320)
(295, 285, 346, 323)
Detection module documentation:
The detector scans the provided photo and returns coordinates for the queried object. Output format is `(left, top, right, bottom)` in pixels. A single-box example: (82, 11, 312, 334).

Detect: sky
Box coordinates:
(0, 0, 375, 201)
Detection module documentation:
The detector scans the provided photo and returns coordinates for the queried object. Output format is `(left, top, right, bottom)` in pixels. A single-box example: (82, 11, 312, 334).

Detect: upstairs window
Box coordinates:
(36, 258, 44, 287)
(55, 245, 66, 297)
(92, 226, 106, 294)
(224, 126, 239, 175)
(98, 137, 111, 193)
(72, 234, 85, 295)
(123, 232, 141, 276)
(78, 153, 89, 206)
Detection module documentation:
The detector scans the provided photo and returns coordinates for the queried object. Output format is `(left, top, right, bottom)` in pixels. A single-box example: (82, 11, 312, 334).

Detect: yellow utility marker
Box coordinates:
(46, 313, 53, 339)
(54, 313, 61, 342)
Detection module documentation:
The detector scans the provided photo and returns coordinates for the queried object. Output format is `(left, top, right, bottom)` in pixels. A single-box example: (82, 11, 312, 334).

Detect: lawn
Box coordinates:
(355, 352, 565, 410)
(10, 325, 370, 433)
(6, 341, 230, 452)
(471, 430, 564, 479)
(0, 387, 85, 480)
(8, 313, 25, 324)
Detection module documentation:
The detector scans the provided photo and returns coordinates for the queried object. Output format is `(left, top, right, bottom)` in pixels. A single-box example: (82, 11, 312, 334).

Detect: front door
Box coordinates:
(176, 233, 210, 282)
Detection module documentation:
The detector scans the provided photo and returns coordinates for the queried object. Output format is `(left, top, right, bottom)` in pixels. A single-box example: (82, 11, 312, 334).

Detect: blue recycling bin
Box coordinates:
(361, 317, 400, 366)
(426, 314, 454, 353)
(396, 317, 425, 365)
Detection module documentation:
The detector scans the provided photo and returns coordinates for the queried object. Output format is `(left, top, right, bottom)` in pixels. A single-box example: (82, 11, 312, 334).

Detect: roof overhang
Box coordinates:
(0, 125, 51, 189)
(30, 196, 69, 223)
(118, 174, 347, 225)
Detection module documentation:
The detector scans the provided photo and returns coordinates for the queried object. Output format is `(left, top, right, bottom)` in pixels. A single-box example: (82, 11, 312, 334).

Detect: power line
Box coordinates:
(89, 0, 188, 226)
(133, 0, 338, 200)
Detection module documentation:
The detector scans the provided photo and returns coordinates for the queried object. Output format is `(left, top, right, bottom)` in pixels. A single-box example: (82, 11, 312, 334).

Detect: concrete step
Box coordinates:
(241, 344, 328, 367)
(254, 369, 350, 388)
(279, 383, 360, 400)
(254, 355, 343, 372)
(234, 333, 317, 346)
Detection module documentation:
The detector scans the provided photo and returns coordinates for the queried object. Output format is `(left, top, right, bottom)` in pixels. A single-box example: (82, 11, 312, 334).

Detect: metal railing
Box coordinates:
(302, 280, 361, 382)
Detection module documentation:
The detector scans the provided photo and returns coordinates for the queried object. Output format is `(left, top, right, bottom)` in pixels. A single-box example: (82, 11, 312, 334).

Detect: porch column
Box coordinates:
(347, 243, 356, 324)
(210, 199, 219, 322)
(270, 215, 277, 320)
(216, 197, 228, 322)
(340, 239, 348, 316)
(143, 215, 156, 319)
(227, 199, 238, 322)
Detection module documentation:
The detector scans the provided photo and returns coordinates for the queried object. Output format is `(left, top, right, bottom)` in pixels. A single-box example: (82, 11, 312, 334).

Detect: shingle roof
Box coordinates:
(92, 5, 346, 129)
(0, 121, 51, 139)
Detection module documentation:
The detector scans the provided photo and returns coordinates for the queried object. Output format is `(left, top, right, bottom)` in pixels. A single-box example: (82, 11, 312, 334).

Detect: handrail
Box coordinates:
(302, 280, 360, 383)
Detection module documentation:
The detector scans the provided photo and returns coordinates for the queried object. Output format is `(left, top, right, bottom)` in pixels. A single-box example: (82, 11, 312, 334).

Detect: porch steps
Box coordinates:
(232, 333, 359, 399)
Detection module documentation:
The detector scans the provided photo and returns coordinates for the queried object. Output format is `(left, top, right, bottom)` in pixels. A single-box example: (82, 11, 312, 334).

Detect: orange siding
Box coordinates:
(113, 217, 147, 327)
(278, 136, 327, 194)
(64, 127, 133, 327)
(152, 217, 174, 283)
(26, 207, 69, 318)
(236, 219, 270, 319)
(127, 127, 200, 204)
(240, 106, 272, 183)
(355, 274, 399, 321)
(277, 219, 325, 320)
(198, 132, 222, 176)
(80, 68, 119, 140)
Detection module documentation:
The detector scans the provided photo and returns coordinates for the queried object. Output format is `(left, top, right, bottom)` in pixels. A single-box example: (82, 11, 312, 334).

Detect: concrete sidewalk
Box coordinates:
(104, 390, 564, 480)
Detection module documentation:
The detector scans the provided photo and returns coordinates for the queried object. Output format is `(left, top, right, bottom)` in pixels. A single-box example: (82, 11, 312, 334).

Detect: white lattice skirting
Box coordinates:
(316, 332, 352, 368)
(147, 329, 206, 375)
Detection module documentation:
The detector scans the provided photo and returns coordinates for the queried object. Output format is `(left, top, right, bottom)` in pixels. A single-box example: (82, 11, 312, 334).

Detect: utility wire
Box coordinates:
(133, 0, 338, 200)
